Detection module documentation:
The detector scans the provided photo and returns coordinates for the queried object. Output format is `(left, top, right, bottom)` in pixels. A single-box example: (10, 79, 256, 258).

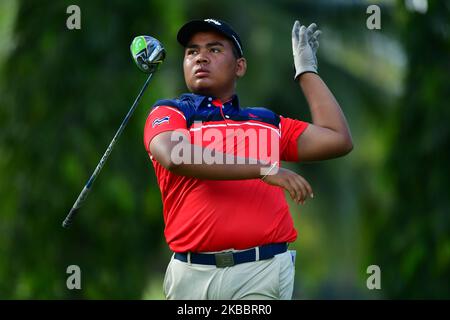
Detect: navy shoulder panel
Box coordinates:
(152, 98, 180, 109)
(177, 94, 202, 127)
(146, 98, 191, 120)
(241, 107, 280, 127)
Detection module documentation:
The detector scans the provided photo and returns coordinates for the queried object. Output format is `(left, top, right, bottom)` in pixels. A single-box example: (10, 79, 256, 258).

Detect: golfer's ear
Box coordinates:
(236, 57, 247, 78)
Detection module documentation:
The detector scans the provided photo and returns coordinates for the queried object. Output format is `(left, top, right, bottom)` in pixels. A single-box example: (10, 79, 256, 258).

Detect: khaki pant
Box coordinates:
(163, 250, 296, 300)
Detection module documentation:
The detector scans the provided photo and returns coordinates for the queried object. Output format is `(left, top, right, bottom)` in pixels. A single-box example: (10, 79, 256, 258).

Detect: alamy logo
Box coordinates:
(152, 116, 170, 128)
(204, 19, 221, 26)
(66, 265, 81, 290)
(366, 5, 381, 30)
(366, 265, 381, 290)
(168, 122, 280, 175)
(66, 5, 81, 30)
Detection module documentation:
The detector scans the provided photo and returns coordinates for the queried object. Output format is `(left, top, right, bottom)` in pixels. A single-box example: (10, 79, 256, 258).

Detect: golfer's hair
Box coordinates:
(231, 45, 240, 59)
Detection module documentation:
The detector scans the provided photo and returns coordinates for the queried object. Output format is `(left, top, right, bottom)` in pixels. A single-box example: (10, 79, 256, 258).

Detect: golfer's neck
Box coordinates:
(212, 89, 235, 104)
(195, 87, 235, 103)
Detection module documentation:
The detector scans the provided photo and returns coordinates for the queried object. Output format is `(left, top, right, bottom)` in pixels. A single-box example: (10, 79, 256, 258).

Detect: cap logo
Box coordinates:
(204, 19, 221, 26)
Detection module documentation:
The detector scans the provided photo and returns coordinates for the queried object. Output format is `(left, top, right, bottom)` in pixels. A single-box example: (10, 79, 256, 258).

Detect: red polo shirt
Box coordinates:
(144, 93, 308, 252)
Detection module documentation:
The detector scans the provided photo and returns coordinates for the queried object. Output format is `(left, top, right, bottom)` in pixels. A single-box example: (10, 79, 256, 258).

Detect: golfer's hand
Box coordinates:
(292, 20, 321, 80)
(262, 167, 314, 205)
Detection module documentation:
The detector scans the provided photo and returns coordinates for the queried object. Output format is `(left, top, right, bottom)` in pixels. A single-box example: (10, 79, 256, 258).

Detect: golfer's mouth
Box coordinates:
(195, 68, 210, 78)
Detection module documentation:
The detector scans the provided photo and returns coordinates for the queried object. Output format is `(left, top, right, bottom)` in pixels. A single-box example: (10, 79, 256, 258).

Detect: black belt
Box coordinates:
(174, 243, 288, 268)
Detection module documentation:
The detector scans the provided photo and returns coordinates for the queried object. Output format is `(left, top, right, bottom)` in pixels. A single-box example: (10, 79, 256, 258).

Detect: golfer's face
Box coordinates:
(183, 31, 239, 97)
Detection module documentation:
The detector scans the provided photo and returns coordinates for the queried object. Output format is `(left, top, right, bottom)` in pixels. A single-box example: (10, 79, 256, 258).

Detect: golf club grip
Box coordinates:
(62, 185, 91, 228)
(62, 207, 79, 228)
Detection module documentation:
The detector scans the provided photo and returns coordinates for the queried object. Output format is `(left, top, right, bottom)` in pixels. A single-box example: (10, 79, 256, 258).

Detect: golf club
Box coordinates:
(62, 35, 166, 228)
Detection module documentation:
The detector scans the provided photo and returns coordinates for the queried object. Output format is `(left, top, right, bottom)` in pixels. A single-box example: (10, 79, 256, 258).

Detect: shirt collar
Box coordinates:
(180, 93, 240, 110)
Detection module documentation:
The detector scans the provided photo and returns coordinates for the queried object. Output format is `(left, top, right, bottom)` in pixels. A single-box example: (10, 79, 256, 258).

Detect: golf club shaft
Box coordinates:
(62, 73, 154, 228)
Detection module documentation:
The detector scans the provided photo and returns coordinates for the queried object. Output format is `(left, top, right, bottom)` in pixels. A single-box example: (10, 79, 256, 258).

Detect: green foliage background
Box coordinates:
(0, 0, 448, 299)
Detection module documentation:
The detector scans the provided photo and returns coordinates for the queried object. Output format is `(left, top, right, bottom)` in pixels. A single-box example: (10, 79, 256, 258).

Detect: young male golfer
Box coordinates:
(143, 18, 353, 300)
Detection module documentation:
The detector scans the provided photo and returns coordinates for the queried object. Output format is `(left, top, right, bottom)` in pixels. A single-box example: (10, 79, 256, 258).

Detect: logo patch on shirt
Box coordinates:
(152, 116, 170, 128)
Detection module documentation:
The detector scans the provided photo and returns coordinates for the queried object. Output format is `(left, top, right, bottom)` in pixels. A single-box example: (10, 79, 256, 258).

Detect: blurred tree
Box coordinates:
(363, 0, 450, 298)
(0, 0, 187, 298)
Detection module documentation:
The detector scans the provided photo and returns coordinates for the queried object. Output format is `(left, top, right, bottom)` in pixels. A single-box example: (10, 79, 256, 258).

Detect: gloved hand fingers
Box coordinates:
(299, 25, 308, 46)
(306, 23, 318, 39)
(311, 30, 322, 41)
(308, 30, 321, 53)
(292, 20, 301, 39)
(310, 39, 319, 52)
(292, 20, 301, 52)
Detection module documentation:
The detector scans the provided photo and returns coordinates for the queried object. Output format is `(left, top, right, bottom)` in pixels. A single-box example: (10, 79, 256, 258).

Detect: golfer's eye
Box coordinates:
(186, 49, 198, 56)
(210, 47, 221, 53)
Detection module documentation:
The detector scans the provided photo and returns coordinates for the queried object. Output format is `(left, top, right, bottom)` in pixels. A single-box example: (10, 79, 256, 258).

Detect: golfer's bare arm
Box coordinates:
(150, 133, 267, 180)
(296, 72, 353, 161)
(150, 132, 313, 203)
(149, 132, 262, 179)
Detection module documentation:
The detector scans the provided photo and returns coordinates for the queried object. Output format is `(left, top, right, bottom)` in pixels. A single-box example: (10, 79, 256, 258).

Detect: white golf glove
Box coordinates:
(292, 20, 322, 80)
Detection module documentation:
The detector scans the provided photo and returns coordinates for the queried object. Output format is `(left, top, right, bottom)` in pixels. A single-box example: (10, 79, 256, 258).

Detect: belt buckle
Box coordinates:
(215, 252, 234, 268)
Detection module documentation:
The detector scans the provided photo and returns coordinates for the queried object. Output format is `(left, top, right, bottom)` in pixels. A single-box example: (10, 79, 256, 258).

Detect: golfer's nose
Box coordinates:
(196, 50, 209, 64)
